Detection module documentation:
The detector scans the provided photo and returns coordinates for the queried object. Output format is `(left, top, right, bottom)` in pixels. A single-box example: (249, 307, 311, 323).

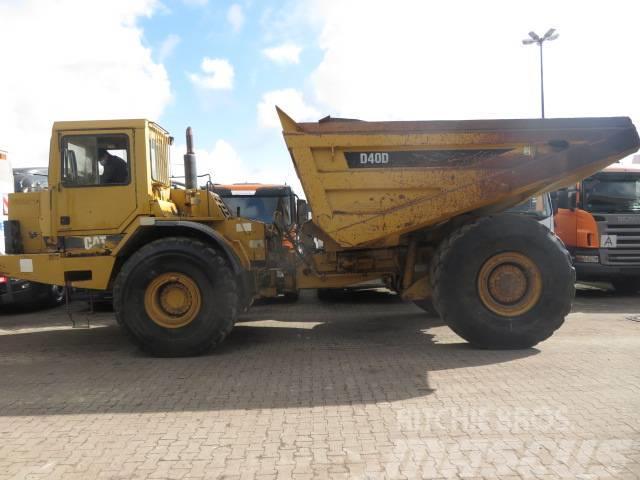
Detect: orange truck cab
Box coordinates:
(553, 159, 640, 293)
(210, 183, 296, 227)
(210, 183, 301, 299)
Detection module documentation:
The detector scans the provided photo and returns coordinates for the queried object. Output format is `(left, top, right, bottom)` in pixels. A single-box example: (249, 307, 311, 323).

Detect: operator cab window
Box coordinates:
(62, 135, 129, 186)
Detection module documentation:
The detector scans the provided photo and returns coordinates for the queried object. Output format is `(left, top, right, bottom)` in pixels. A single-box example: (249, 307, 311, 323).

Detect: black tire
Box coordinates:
(413, 299, 437, 316)
(431, 214, 574, 349)
(611, 279, 640, 295)
(113, 237, 238, 357)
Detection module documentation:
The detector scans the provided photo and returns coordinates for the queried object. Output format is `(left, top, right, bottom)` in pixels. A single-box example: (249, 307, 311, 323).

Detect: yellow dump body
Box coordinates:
(279, 109, 640, 247)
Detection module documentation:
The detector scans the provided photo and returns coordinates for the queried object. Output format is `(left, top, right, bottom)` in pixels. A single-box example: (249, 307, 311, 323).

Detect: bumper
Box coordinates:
(0, 253, 115, 290)
(573, 249, 640, 281)
(575, 263, 640, 280)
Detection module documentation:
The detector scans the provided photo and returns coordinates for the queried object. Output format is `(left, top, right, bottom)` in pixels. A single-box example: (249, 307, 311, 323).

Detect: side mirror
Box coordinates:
(296, 199, 309, 225)
(555, 189, 569, 210)
(554, 188, 577, 212)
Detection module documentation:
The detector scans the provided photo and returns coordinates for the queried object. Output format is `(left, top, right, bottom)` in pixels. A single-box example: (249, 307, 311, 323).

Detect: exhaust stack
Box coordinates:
(184, 126, 197, 189)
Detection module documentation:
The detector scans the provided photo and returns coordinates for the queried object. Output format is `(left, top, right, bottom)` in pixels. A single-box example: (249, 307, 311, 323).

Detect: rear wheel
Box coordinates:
(431, 214, 574, 349)
(113, 237, 238, 357)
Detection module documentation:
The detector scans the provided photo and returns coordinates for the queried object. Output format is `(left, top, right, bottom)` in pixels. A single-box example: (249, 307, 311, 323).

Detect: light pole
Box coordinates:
(522, 28, 559, 119)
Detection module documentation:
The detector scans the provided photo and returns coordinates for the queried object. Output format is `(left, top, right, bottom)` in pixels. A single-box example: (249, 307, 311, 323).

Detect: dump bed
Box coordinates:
(278, 109, 640, 247)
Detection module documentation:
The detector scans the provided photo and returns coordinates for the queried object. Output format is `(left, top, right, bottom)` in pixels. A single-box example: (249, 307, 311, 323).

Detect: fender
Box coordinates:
(118, 220, 245, 275)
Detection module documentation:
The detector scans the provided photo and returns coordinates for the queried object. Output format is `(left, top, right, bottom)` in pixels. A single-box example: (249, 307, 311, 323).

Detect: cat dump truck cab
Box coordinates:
(1, 113, 638, 356)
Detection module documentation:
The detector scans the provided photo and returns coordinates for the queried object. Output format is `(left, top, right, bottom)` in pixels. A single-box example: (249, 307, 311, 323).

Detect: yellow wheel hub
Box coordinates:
(144, 272, 202, 328)
(477, 252, 542, 317)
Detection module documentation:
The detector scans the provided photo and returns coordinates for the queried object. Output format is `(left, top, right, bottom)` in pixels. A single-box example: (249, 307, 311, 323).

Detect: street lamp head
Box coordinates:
(521, 29, 558, 119)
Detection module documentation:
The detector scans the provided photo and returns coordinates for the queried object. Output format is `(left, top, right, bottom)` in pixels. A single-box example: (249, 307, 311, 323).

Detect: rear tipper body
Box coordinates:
(0, 111, 638, 355)
(278, 109, 638, 247)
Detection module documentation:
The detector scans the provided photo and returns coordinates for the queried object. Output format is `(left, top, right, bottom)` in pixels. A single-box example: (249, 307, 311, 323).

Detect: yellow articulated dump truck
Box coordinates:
(1, 111, 638, 356)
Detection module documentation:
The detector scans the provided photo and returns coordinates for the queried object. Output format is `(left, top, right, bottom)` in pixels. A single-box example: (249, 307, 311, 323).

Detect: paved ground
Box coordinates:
(0, 288, 638, 479)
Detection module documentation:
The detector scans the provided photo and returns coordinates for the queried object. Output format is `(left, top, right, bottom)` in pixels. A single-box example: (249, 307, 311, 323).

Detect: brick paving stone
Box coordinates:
(0, 289, 638, 479)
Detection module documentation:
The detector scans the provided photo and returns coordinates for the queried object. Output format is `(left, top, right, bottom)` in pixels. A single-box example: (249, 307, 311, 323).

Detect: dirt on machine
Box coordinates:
(1, 110, 638, 356)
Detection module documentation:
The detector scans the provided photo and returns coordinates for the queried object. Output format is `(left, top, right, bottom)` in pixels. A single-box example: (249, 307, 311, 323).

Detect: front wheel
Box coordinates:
(431, 214, 574, 349)
(113, 237, 238, 357)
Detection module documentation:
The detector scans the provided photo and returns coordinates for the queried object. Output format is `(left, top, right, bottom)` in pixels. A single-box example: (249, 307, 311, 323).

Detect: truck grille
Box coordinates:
(596, 215, 640, 265)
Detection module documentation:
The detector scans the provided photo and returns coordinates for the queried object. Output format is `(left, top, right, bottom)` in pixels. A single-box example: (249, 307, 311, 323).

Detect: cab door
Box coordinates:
(53, 130, 138, 237)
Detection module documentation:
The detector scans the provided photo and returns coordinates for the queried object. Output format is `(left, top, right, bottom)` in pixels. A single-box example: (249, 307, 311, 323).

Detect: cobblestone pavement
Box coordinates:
(0, 288, 638, 479)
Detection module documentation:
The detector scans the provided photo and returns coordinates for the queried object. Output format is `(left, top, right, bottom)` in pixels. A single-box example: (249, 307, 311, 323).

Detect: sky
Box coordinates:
(1, 0, 639, 195)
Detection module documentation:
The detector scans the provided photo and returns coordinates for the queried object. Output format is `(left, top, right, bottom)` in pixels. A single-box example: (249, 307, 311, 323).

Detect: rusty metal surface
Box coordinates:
(278, 108, 640, 248)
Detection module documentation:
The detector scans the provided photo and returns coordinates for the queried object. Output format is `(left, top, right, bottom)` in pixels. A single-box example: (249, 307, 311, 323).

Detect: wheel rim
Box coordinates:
(477, 252, 542, 317)
(144, 272, 202, 328)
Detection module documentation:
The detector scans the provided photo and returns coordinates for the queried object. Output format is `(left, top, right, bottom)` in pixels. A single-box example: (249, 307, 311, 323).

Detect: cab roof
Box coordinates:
(211, 183, 293, 196)
(214, 183, 288, 190)
(52, 119, 169, 135)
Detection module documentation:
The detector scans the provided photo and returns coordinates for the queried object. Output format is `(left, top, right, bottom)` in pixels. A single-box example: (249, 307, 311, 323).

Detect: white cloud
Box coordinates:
(227, 4, 245, 32)
(307, 0, 640, 126)
(189, 58, 234, 90)
(0, 0, 171, 168)
(257, 89, 320, 128)
(182, 0, 208, 6)
(171, 140, 302, 194)
(158, 33, 181, 62)
(262, 43, 302, 65)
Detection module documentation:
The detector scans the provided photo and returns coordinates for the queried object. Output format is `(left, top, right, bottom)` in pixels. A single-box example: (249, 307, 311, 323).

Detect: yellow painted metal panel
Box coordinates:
(278, 108, 640, 247)
(0, 253, 115, 289)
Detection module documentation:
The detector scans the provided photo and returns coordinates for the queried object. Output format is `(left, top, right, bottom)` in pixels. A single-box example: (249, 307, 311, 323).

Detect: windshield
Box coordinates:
(221, 195, 292, 225)
(508, 194, 552, 219)
(582, 173, 640, 213)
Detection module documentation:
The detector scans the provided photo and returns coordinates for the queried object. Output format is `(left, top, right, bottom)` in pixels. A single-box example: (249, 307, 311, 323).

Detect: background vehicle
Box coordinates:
(1, 113, 637, 355)
(13, 167, 49, 193)
(509, 193, 554, 232)
(0, 158, 63, 307)
(211, 183, 300, 300)
(211, 183, 296, 225)
(0, 150, 9, 257)
(554, 158, 640, 293)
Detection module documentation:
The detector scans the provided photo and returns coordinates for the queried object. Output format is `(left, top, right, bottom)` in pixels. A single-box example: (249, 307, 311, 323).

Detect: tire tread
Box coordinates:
(113, 237, 238, 356)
